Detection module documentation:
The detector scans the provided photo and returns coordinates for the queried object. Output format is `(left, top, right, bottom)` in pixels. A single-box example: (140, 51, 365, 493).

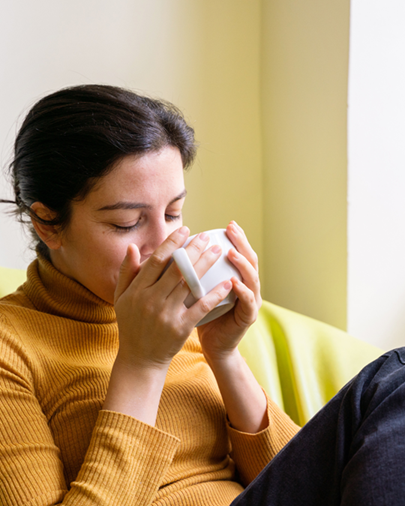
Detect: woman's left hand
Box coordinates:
(197, 221, 262, 363)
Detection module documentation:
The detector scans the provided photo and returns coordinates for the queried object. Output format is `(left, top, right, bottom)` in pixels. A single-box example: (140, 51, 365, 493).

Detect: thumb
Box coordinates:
(114, 243, 141, 303)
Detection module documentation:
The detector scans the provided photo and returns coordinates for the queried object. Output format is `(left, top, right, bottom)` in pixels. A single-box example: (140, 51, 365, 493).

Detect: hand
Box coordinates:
(113, 227, 233, 371)
(197, 221, 262, 364)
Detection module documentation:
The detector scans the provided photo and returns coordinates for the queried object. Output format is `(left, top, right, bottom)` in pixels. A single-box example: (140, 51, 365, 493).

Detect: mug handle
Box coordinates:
(172, 248, 205, 300)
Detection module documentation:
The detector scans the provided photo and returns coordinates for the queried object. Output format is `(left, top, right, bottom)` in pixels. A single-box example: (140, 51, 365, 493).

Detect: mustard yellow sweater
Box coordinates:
(0, 256, 299, 505)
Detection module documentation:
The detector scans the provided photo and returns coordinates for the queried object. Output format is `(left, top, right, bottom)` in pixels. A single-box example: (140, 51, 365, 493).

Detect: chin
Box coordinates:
(103, 286, 116, 305)
(89, 284, 115, 305)
(100, 293, 115, 305)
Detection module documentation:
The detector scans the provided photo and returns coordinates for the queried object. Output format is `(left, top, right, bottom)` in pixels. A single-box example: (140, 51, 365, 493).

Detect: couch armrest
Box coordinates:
(0, 266, 27, 299)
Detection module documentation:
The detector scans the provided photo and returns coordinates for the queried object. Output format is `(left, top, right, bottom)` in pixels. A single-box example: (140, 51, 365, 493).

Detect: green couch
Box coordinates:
(0, 265, 383, 426)
(0, 266, 28, 298)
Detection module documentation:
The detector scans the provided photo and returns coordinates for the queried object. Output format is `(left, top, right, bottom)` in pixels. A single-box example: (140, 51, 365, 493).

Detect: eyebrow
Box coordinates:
(97, 189, 187, 212)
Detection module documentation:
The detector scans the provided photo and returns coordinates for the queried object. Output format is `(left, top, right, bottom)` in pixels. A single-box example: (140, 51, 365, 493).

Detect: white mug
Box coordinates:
(172, 228, 242, 326)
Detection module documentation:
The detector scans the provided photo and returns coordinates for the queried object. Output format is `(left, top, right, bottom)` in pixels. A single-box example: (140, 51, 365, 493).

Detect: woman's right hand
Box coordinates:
(113, 226, 232, 372)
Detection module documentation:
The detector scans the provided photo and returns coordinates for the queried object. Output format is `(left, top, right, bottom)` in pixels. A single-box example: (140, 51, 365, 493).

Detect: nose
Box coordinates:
(139, 219, 170, 260)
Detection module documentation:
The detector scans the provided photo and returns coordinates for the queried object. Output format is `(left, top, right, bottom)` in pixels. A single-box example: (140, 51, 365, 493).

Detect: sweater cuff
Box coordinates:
(226, 391, 299, 485)
(66, 410, 180, 505)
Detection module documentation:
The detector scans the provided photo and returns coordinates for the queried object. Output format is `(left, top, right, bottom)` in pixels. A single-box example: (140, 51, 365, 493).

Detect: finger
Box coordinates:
(186, 280, 233, 323)
(183, 232, 211, 264)
(227, 247, 261, 303)
(168, 245, 223, 304)
(114, 243, 141, 302)
(231, 277, 261, 327)
(135, 226, 190, 288)
(157, 232, 211, 297)
(226, 221, 259, 271)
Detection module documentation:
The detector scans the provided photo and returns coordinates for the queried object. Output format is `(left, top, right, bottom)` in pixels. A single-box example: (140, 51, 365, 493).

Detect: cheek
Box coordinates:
(95, 246, 127, 293)
(106, 241, 130, 267)
(89, 235, 128, 271)
(170, 215, 183, 231)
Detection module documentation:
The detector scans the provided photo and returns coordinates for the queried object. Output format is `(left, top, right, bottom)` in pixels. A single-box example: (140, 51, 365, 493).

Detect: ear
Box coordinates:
(30, 202, 62, 250)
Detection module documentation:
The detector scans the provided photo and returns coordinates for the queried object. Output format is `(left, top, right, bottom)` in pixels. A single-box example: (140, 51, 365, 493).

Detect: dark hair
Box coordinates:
(1, 84, 197, 257)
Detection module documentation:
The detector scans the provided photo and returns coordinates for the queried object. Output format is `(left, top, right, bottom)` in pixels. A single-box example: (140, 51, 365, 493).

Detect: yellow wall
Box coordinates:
(181, 1, 264, 275)
(260, 0, 349, 329)
(138, 0, 349, 329)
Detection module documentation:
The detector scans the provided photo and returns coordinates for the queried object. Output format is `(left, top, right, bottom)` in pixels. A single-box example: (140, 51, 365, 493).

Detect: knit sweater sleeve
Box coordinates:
(0, 316, 180, 506)
(226, 390, 300, 486)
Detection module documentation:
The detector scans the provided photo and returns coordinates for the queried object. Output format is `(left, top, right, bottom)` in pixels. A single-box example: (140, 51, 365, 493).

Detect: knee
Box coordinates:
(345, 348, 405, 422)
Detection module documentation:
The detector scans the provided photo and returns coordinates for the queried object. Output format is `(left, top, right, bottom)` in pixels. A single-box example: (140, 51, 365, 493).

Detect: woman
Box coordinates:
(2, 85, 404, 506)
(0, 85, 299, 505)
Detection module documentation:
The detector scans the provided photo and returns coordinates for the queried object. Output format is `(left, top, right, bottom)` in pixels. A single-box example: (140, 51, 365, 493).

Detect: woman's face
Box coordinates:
(50, 146, 186, 304)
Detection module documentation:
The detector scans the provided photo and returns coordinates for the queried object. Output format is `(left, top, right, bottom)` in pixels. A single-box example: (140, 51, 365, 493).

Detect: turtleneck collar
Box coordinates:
(23, 255, 117, 324)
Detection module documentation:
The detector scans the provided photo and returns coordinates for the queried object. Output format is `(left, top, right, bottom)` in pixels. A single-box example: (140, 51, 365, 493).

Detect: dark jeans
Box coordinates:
(231, 348, 405, 506)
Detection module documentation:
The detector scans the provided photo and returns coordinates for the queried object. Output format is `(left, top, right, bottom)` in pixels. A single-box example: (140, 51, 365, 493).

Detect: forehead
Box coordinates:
(88, 147, 185, 205)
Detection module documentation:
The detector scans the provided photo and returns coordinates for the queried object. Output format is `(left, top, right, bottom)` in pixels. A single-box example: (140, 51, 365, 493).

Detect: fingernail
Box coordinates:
(178, 226, 189, 236)
(199, 232, 209, 241)
(212, 245, 221, 254)
(224, 280, 232, 290)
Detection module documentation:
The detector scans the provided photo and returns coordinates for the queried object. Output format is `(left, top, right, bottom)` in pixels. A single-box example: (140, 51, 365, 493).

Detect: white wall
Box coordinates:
(348, 0, 405, 349)
(0, 0, 199, 268)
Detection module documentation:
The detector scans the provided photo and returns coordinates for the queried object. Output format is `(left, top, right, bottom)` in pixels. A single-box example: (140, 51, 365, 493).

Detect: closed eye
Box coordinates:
(112, 213, 181, 233)
(165, 214, 181, 222)
(112, 222, 140, 233)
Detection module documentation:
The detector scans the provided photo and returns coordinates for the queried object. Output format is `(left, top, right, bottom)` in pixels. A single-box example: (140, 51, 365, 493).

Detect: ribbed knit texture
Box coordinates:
(0, 256, 299, 505)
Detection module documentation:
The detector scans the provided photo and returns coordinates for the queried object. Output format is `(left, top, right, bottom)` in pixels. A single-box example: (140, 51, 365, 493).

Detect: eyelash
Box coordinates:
(113, 214, 181, 233)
